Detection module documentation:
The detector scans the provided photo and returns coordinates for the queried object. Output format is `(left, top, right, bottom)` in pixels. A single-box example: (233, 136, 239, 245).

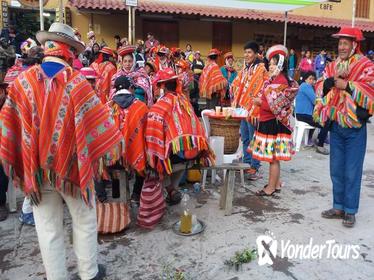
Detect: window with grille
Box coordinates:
(355, 0, 370, 18)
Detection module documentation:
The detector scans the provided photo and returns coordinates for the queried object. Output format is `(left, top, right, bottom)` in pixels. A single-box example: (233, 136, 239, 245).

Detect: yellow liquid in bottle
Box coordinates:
(180, 211, 192, 234)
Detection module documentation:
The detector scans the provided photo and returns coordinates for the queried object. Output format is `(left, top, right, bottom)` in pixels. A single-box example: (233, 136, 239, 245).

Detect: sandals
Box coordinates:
(255, 186, 276, 197)
(342, 214, 356, 228)
(166, 189, 182, 205)
(321, 208, 345, 219)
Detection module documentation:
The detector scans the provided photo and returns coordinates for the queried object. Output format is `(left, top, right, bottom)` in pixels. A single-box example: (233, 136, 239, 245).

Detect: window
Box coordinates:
(356, 0, 370, 19)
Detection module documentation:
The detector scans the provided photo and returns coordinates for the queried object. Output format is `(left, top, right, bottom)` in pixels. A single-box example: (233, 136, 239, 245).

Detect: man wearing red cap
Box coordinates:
(314, 27, 374, 227)
(90, 46, 117, 104)
(199, 49, 227, 109)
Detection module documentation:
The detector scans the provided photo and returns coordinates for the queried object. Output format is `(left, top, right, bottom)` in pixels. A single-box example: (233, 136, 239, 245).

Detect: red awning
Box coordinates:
(69, 0, 374, 32)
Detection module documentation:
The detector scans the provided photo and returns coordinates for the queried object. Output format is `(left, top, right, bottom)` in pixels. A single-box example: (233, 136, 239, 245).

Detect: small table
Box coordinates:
(201, 163, 250, 216)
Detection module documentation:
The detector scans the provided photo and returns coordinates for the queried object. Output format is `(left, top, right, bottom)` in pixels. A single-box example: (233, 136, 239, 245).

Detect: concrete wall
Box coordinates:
(292, 0, 373, 22)
(178, 19, 212, 56)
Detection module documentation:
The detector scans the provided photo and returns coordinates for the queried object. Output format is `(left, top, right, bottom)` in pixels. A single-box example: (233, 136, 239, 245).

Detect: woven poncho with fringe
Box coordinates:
(92, 61, 117, 104)
(313, 54, 374, 128)
(112, 99, 148, 176)
(199, 61, 227, 100)
(231, 62, 268, 124)
(145, 91, 214, 176)
(0, 65, 123, 205)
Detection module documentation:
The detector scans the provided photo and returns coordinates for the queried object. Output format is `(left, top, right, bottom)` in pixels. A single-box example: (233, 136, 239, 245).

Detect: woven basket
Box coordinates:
(209, 118, 241, 154)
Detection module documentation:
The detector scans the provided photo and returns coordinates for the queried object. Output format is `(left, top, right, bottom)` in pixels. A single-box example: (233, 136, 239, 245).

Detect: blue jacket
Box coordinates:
(295, 82, 316, 116)
(314, 54, 327, 72)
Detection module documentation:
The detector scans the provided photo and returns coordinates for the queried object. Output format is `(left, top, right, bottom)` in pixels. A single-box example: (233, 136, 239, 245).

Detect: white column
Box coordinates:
(352, 0, 356, 27)
(283, 11, 288, 47)
(39, 0, 44, 30)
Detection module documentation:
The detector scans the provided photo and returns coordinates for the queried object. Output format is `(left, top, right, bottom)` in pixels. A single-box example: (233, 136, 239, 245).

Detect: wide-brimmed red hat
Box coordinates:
(266, 44, 288, 61)
(332, 26, 365, 41)
(154, 68, 178, 84)
(118, 45, 136, 57)
(99, 46, 114, 56)
(208, 48, 221, 57)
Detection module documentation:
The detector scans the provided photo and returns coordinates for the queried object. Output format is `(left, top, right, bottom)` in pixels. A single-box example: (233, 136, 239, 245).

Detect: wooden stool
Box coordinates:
(201, 163, 250, 215)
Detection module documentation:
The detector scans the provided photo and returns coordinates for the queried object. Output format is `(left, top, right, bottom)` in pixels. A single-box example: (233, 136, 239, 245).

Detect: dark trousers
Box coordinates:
(0, 165, 8, 206)
(330, 123, 367, 214)
(206, 93, 220, 109)
(133, 175, 144, 196)
(296, 114, 329, 147)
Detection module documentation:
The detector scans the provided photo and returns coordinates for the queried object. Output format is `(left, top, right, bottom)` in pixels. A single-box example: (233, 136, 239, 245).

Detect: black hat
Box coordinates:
(114, 76, 132, 91)
(243, 41, 259, 53)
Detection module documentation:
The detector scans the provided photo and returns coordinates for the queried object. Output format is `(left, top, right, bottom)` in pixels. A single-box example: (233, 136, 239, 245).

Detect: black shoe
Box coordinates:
(89, 264, 106, 280)
(0, 205, 8, 221)
(342, 214, 356, 228)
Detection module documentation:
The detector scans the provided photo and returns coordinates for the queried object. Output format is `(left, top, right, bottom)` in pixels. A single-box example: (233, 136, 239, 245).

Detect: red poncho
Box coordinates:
(145, 91, 214, 176)
(93, 61, 117, 104)
(0, 64, 123, 205)
(199, 61, 227, 100)
(113, 99, 148, 175)
(313, 54, 374, 128)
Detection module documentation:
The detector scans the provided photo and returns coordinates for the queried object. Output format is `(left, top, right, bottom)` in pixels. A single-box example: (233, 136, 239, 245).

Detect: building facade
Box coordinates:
(1, 0, 373, 59)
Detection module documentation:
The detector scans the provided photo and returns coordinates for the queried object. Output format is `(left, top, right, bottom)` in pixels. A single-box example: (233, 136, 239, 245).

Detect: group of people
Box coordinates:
(0, 21, 372, 280)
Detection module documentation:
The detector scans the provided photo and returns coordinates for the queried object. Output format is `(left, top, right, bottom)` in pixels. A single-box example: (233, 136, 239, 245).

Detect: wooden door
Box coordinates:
(143, 20, 179, 48)
(212, 22, 232, 66)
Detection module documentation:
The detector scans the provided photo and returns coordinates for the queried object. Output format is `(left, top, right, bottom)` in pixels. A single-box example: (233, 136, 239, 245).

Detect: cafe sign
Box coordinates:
(19, 0, 48, 7)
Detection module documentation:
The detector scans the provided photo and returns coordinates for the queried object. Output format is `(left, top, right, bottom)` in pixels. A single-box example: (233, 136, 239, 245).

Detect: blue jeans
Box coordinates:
(315, 69, 324, 79)
(330, 122, 367, 214)
(240, 120, 260, 170)
(288, 69, 295, 80)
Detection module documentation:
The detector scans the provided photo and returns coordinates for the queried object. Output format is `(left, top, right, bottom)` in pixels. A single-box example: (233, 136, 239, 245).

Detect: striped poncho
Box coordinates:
(231, 61, 268, 123)
(313, 54, 374, 128)
(113, 99, 148, 175)
(92, 60, 117, 104)
(145, 91, 214, 176)
(0, 64, 123, 205)
(199, 61, 227, 100)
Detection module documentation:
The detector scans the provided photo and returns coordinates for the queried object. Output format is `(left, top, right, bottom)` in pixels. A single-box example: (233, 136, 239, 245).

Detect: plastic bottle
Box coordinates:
(179, 189, 192, 234)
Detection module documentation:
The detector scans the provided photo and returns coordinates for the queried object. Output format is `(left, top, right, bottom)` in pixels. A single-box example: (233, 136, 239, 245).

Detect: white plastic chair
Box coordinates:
(292, 100, 315, 152)
(201, 109, 245, 189)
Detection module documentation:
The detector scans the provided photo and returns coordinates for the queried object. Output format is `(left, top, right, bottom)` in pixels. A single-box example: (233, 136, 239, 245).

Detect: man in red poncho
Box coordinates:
(0, 23, 122, 279)
(199, 48, 227, 109)
(315, 27, 374, 227)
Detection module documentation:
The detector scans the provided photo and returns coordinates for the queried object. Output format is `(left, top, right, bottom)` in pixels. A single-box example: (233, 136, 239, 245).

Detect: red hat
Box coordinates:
(266, 44, 288, 61)
(175, 59, 190, 70)
(154, 68, 178, 84)
(332, 26, 365, 41)
(80, 67, 98, 79)
(208, 48, 221, 57)
(224, 52, 234, 60)
(99, 46, 114, 56)
(118, 45, 136, 57)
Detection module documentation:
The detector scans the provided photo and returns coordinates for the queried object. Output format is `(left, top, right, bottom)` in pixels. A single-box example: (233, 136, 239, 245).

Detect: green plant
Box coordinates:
(161, 262, 189, 280)
(224, 248, 257, 271)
